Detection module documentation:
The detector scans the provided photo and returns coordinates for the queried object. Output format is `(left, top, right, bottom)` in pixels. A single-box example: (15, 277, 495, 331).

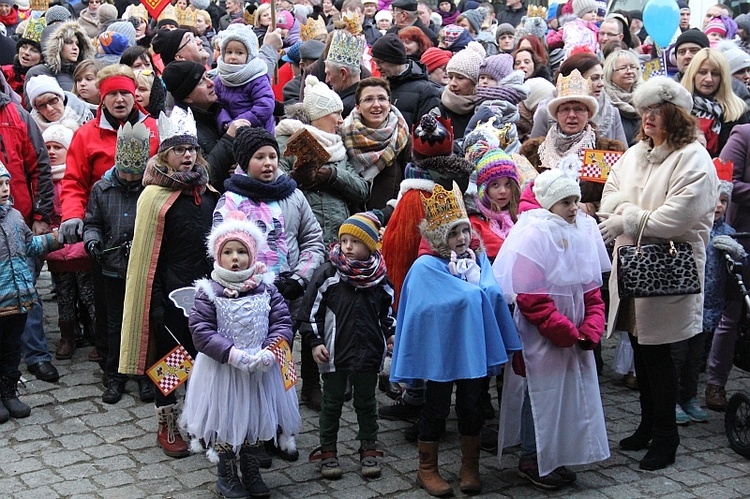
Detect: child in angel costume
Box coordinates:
(492, 168, 611, 491)
(180, 211, 300, 499)
(389, 182, 521, 496)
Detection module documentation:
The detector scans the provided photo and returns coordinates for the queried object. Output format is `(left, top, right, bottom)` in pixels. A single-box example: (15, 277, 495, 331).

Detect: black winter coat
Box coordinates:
(387, 60, 441, 130)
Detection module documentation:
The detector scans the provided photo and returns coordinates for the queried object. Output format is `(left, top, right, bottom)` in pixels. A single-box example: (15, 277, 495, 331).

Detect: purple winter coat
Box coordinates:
(719, 123, 750, 251)
(188, 279, 293, 364)
(214, 74, 275, 135)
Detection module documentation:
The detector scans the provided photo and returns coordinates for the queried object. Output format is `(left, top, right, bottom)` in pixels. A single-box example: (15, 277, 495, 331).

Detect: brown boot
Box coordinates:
(55, 320, 76, 360)
(705, 384, 727, 411)
(156, 404, 190, 458)
(416, 440, 453, 497)
(459, 435, 482, 494)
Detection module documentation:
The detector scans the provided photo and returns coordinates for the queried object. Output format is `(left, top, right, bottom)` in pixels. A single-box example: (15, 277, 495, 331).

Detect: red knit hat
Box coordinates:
(421, 47, 452, 73)
(412, 114, 454, 159)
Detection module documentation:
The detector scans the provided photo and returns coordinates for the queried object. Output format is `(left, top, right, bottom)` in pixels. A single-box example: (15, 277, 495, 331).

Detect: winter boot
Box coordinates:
(309, 444, 342, 479)
(55, 320, 76, 360)
(239, 442, 270, 498)
(0, 374, 31, 419)
(416, 440, 453, 497)
(156, 403, 190, 458)
(359, 440, 383, 478)
(459, 435, 482, 494)
(216, 449, 249, 498)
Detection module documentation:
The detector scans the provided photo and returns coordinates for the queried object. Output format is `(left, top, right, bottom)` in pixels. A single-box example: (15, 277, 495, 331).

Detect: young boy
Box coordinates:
(0, 160, 59, 423)
(300, 211, 395, 479)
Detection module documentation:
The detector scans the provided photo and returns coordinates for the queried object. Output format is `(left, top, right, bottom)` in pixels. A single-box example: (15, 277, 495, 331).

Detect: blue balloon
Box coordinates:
(643, 0, 680, 48)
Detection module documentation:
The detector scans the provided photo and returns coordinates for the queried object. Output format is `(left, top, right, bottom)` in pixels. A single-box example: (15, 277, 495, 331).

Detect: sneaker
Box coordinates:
(683, 397, 708, 423)
(517, 457, 565, 490)
(675, 404, 690, 426)
(377, 396, 422, 422)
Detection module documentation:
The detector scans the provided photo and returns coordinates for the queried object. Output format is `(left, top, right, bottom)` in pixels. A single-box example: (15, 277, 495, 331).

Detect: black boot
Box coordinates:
(102, 376, 127, 404)
(216, 449, 249, 498)
(136, 376, 155, 403)
(640, 433, 679, 470)
(619, 423, 652, 450)
(0, 374, 31, 419)
(239, 442, 270, 498)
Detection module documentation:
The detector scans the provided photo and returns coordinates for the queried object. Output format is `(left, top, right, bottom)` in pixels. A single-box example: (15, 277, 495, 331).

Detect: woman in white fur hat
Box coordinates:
(599, 76, 718, 471)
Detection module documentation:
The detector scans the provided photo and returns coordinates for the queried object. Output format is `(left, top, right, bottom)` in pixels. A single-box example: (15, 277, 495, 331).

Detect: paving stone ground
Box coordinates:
(3, 269, 750, 498)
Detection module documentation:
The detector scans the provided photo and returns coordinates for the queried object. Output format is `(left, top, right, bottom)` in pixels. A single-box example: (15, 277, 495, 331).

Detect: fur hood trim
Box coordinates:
(44, 21, 95, 74)
(398, 178, 435, 198)
(416, 155, 475, 176)
(419, 217, 481, 259)
(599, 192, 631, 215)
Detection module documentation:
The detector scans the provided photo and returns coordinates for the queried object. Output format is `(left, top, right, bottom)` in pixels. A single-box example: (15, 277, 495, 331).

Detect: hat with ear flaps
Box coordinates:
(418, 181, 472, 258)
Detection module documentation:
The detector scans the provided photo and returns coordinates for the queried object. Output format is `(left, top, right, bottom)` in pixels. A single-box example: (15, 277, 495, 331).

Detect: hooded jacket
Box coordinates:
(386, 60, 441, 130)
(24, 21, 95, 92)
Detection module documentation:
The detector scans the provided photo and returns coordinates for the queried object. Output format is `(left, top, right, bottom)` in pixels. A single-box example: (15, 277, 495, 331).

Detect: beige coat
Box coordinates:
(600, 140, 718, 345)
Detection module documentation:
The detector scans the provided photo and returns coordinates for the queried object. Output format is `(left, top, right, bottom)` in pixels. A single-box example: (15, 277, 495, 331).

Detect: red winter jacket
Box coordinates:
(61, 107, 159, 221)
(0, 92, 53, 226)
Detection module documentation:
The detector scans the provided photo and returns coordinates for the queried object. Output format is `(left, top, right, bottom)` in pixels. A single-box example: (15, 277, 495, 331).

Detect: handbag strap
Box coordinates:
(636, 211, 651, 248)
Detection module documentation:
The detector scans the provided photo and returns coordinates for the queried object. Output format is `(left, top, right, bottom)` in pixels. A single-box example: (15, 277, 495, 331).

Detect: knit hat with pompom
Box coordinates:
(303, 75, 343, 122)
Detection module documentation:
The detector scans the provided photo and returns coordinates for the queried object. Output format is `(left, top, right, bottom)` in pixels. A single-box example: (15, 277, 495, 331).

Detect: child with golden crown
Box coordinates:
(389, 182, 521, 497)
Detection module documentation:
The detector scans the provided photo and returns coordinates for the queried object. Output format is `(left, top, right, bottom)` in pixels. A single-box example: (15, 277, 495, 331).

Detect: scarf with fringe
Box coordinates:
(329, 243, 387, 288)
(211, 261, 269, 297)
(538, 124, 597, 169)
(342, 107, 409, 181)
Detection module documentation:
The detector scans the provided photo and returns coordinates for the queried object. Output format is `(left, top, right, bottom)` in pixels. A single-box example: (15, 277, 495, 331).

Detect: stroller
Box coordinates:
(718, 233, 750, 457)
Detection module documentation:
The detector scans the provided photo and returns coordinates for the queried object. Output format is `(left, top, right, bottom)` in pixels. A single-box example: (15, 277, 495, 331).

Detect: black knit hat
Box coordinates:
(162, 61, 205, 102)
(152, 28, 189, 65)
(674, 28, 709, 51)
(371, 34, 408, 65)
(233, 127, 280, 172)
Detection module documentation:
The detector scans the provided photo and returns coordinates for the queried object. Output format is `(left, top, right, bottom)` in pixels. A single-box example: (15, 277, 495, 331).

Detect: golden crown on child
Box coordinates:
(420, 182, 468, 231)
(555, 69, 593, 97)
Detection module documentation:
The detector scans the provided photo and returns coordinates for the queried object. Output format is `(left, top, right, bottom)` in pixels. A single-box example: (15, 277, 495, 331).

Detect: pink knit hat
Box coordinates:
(207, 211, 263, 264)
(705, 17, 727, 37)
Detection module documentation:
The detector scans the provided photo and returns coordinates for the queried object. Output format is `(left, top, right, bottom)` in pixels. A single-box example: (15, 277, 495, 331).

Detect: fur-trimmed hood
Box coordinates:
(44, 21, 95, 75)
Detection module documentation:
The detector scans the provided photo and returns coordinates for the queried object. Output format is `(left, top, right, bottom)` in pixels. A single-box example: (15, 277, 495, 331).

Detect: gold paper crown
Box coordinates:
(158, 5, 177, 23)
(420, 182, 468, 231)
(125, 4, 149, 22)
(526, 5, 547, 19)
(341, 11, 362, 35)
(175, 6, 197, 27)
(22, 16, 46, 43)
(301, 16, 328, 41)
(555, 68, 592, 98)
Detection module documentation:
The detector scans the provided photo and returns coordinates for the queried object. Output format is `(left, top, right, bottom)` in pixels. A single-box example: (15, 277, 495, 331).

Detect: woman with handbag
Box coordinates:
(598, 76, 718, 471)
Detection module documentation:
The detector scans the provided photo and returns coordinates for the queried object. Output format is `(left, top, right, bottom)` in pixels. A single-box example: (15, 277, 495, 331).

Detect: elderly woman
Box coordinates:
(25, 74, 92, 133)
(521, 69, 625, 216)
(24, 20, 94, 92)
(439, 42, 485, 140)
(530, 51, 627, 145)
(341, 77, 410, 215)
(599, 77, 717, 471)
(2, 18, 44, 99)
(682, 48, 748, 157)
(603, 49, 642, 145)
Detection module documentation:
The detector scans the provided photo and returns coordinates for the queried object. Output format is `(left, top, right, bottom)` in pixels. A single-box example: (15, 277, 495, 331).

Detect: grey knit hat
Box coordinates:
(445, 42, 486, 84)
(461, 8, 485, 34)
(572, 0, 598, 18)
(45, 5, 72, 24)
(108, 21, 137, 48)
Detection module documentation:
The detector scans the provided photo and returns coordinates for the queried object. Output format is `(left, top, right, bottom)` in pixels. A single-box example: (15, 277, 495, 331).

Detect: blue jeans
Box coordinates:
(402, 379, 426, 406)
(520, 389, 537, 459)
(21, 256, 52, 366)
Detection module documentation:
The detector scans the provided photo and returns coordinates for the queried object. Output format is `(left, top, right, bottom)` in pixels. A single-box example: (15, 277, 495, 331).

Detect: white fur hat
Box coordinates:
(632, 75, 693, 113)
(533, 168, 581, 210)
(42, 124, 74, 149)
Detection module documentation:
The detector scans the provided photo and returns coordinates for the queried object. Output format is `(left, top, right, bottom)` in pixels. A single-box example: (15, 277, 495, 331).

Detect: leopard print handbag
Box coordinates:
(617, 212, 701, 299)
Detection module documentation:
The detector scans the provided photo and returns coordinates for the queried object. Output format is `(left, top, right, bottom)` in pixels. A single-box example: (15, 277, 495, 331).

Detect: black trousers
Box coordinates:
(419, 378, 483, 441)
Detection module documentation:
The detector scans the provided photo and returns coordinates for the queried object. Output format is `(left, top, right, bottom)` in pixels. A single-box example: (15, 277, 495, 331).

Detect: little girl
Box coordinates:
(390, 182, 520, 496)
(181, 211, 300, 499)
(214, 24, 275, 135)
(493, 169, 610, 490)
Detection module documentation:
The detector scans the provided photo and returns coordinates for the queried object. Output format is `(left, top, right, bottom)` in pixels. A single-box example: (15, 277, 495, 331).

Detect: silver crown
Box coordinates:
(158, 107, 198, 151)
(115, 122, 151, 174)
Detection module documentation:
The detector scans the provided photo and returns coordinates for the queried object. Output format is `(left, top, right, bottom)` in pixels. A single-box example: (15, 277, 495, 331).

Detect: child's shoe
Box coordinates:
(675, 404, 690, 426)
(216, 449, 249, 498)
(517, 456, 565, 490)
(359, 440, 383, 478)
(416, 440, 453, 496)
(309, 444, 342, 479)
(459, 435, 482, 493)
(553, 466, 577, 484)
(0, 375, 31, 419)
(683, 397, 708, 422)
(239, 442, 270, 498)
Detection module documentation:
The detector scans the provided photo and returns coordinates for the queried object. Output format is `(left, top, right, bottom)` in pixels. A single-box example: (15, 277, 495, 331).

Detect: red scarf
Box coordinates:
(0, 10, 19, 27)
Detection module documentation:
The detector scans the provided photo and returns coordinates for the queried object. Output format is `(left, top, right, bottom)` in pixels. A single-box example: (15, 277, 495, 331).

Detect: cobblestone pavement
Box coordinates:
(3, 270, 750, 498)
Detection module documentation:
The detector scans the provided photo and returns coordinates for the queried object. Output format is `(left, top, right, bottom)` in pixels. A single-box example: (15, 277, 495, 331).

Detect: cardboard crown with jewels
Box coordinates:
(158, 107, 198, 151)
(326, 26, 366, 69)
(420, 182, 468, 231)
(21, 16, 45, 43)
(115, 122, 151, 175)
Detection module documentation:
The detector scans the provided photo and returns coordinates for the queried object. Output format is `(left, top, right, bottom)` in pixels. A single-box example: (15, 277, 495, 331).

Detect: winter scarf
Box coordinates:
(538, 123, 597, 169)
(0, 10, 19, 27)
(474, 71, 529, 106)
(217, 57, 267, 87)
(211, 261, 269, 297)
(31, 93, 93, 132)
(142, 160, 208, 205)
(605, 81, 639, 119)
(224, 171, 297, 200)
(51, 164, 66, 182)
(441, 88, 476, 115)
(478, 205, 515, 240)
(276, 118, 346, 162)
(342, 108, 409, 182)
(692, 94, 723, 134)
(439, 6, 459, 25)
(329, 243, 387, 288)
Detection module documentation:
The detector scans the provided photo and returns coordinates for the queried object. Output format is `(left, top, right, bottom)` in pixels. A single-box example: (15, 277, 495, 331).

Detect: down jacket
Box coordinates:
(385, 60, 441, 130)
(0, 204, 56, 317)
(24, 21, 95, 93)
(298, 262, 395, 374)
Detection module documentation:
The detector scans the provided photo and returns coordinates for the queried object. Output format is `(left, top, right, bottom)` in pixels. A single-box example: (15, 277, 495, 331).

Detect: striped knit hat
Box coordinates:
(476, 148, 519, 209)
(338, 211, 383, 252)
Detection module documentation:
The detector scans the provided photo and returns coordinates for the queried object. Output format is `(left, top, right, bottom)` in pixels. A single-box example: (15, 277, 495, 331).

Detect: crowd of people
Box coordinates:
(1, 0, 750, 497)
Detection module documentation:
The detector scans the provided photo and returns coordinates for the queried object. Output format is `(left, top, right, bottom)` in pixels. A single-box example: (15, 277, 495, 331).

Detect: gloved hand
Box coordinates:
(276, 275, 304, 300)
(714, 235, 748, 261)
(597, 212, 624, 245)
(247, 349, 276, 373)
(59, 218, 84, 244)
(289, 165, 318, 189)
(86, 241, 103, 262)
(511, 351, 526, 377)
(313, 166, 333, 185)
(228, 346, 254, 373)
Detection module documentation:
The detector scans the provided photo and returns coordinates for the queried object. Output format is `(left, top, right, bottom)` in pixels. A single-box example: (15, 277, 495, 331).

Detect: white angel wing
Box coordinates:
(169, 287, 197, 318)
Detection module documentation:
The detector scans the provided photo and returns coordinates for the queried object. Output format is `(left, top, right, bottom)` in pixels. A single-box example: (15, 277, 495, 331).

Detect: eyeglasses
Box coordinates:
(614, 64, 639, 73)
(642, 105, 661, 117)
(557, 105, 588, 116)
(170, 145, 196, 156)
(34, 95, 61, 111)
(359, 96, 390, 105)
(176, 35, 196, 54)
